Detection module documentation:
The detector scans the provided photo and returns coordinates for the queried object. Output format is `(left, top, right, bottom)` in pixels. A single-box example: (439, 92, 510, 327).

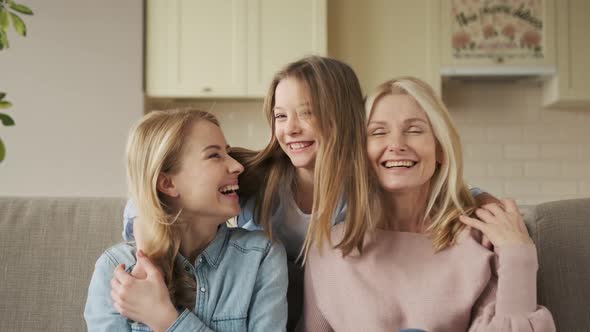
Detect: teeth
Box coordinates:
(220, 184, 239, 194)
(289, 142, 311, 150)
(384, 160, 416, 168)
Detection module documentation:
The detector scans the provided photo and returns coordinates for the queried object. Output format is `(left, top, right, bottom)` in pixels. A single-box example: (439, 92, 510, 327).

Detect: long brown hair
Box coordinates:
(234, 56, 380, 260)
(126, 108, 219, 310)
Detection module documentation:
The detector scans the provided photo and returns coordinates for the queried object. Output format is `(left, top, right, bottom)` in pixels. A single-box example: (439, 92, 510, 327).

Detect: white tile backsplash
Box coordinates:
(451, 82, 590, 204)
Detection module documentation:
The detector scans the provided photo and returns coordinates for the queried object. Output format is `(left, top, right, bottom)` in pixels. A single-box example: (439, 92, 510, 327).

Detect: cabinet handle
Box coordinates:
(495, 56, 504, 64)
(202, 87, 212, 93)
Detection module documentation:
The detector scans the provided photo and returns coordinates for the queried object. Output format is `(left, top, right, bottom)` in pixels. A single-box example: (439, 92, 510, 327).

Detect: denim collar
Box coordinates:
(175, 224, 229, 269)
(199, 224, 229, 268)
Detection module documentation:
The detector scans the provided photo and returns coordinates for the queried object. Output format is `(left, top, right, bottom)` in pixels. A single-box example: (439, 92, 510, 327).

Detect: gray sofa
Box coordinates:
(0, 196, 588, 331)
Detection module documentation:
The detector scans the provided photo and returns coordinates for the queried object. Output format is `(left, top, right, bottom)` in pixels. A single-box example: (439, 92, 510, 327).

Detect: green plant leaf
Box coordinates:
(9, 2, 33, 15)
(0, 101, 13, 109)
(9, 12, 25, 36)
(0, 113, 15, 126)
(0, 137, 5, 162)
(0, 92, 5, 100)
(0, 8, 10, 32)
(0, 30, 7, 49)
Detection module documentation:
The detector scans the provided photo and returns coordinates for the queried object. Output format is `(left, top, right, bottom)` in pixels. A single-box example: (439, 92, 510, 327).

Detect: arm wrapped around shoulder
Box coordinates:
(469, 245, 556, 332)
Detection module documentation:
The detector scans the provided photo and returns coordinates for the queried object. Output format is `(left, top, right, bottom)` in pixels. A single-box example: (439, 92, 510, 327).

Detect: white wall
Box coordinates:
(145, 98, 269, 150)
(446, 81, 590, 205)
(0, 0, 143, 197)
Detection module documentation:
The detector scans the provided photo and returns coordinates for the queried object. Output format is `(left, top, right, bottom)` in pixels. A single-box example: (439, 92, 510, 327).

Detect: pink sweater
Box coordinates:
(299, 224, 555, 332)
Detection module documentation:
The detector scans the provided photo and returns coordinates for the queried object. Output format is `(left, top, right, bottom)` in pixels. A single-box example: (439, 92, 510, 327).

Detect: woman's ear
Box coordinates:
(157, 173, 179, 198)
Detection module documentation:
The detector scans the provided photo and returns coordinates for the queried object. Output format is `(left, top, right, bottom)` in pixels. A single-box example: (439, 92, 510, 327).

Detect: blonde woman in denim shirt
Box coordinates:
(84, 109, 288, 331)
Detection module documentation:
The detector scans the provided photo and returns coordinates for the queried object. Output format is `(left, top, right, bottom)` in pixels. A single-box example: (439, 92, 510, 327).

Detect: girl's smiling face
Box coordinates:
(273, 77, 319, 171)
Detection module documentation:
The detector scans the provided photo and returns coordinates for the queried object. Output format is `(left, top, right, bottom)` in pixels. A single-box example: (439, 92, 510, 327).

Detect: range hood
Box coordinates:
(440, 65, 556, 79)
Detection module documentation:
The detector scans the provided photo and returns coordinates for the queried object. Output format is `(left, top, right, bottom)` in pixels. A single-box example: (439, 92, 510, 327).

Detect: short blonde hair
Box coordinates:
(365, 77, 476, 250)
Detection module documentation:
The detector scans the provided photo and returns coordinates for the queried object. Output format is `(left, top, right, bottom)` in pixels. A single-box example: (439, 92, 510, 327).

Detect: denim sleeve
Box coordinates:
(237, 196, 264, 231)
(247, 241, 288, 331)
(166, 310, 213, 332)
(84, 253, 131, 331)
(469, 187, 485, 197)
(332, 199, 348, 225)
(122, 199, 137, 241)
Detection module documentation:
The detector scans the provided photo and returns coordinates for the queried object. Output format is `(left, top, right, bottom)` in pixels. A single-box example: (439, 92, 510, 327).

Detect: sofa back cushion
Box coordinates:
(524, 198, 590, 332)
(0, 196, 124, 331)
(1, 196, 588, 331)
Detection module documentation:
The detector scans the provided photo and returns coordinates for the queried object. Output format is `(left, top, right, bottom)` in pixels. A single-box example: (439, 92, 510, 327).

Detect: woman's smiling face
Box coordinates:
(367, 94, 438, 193)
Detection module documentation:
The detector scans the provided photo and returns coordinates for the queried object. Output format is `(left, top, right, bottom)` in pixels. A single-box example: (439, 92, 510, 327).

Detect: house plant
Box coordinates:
(0, 0, 33, 162)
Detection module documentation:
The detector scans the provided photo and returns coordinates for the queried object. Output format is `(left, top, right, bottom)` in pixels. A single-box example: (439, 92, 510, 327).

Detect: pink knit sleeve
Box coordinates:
(469, 245, 556, 332)
(297, 256, 333, 332)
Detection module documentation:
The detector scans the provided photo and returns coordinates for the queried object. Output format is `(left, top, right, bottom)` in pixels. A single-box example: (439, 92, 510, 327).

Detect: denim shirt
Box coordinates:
(85, 224, 288, 331)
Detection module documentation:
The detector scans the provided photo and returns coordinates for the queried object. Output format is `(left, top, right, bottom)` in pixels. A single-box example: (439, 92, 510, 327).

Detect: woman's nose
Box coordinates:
(228, 157, 244, 175)
(387, 133, 408, 152)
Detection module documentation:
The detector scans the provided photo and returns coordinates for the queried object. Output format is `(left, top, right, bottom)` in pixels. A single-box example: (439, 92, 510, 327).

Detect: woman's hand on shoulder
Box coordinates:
(459, 199, 533, 248)
(473, 191, 501, 207)
(110, 250, 178, 332)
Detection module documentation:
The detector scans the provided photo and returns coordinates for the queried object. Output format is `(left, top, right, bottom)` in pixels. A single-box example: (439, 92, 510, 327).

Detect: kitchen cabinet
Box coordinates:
(246, 0, 327, 96)
(146, 0, 326, 98)
(543, 0, 590, 108)
(328, 0, 440, 95)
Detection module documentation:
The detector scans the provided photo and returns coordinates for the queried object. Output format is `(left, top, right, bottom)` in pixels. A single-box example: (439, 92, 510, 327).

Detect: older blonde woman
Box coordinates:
(300, 77, 555, 332)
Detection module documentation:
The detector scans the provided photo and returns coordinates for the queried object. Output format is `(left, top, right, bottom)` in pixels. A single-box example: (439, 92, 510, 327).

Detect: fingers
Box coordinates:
(111, 285, 135, 319)
(111, 266, 130, 304)
(481, 235, 493, 249)
(111, 276, 121, 294)
(112, 298, 139, 321)
(111, 287, 124, 305)
(459, 215, 488, 233)
(113, 298, 125, 314)
(113, 264, 135, 286)
(482, 203, 506, 217)
(502, 198, 519, 214)
(474, 207, 498, 224)
(500, 199, 527, 233)
(481, 203, 513, 226)
(137, 250, 163, 280)
(111, 271, 140, 320)
(474, 192, 501, 207)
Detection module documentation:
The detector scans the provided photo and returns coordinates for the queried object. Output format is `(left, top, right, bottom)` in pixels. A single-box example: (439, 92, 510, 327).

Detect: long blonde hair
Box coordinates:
(365, 77, 476, 251)
(126, 108, 219, 310)
(234, 56, 379, 260)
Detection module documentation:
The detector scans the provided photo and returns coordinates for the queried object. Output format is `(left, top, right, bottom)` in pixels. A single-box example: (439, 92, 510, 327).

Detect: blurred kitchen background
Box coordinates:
(1, 0, 588, 205)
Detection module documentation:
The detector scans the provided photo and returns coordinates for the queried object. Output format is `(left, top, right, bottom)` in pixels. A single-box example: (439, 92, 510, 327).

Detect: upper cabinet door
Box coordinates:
(146, 0, 325, 98)
(440, 0, 555, 67)
(543, 0, 590, 108)
(146, 0, 247, 97)
(246, 0, 327, 97)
